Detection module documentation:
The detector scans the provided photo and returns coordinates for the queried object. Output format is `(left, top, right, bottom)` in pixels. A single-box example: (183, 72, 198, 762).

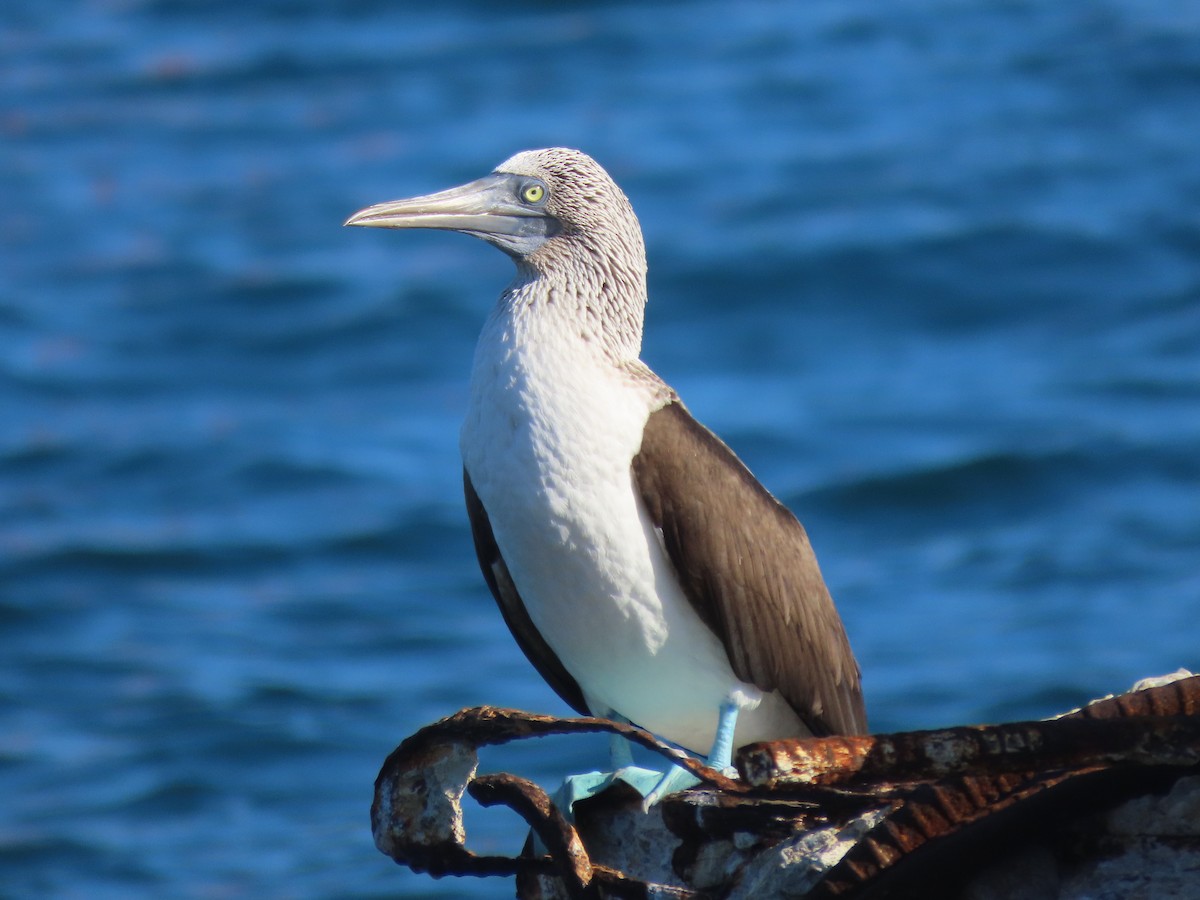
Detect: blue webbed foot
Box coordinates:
(552, 765, 671, 817)
(551, 710, 666, 817)
(553, 702, 743, 815)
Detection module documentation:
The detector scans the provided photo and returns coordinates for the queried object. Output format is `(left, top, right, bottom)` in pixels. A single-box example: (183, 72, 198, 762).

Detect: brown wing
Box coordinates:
(463, 469, 589, 716)
(632, 401, 867, 736)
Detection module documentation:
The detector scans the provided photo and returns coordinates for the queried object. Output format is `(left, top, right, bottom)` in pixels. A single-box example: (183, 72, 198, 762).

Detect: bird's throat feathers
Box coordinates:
(506, 252, 647, 364)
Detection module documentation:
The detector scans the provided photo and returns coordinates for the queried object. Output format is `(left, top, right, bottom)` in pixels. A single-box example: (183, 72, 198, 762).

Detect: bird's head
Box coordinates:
(345, 148, 646, 279)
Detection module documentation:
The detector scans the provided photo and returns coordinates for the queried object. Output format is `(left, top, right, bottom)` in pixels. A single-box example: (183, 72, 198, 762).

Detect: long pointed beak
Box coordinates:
(344, 173, 544, 238)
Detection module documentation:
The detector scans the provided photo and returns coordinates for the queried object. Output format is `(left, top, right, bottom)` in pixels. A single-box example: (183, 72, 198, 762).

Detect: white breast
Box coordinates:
(460, 297, 803, 753)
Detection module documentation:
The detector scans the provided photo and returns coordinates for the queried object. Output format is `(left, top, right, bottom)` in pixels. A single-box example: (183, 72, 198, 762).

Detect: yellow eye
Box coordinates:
(522, 183, 545, 204)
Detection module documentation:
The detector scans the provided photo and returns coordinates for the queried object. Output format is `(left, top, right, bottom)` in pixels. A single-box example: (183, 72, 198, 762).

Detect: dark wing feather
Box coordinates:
(463, 469, 589, 716)
(632, 402, 867, 736)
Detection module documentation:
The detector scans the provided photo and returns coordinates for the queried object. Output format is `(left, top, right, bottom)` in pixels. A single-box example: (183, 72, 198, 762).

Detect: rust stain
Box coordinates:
(737, 675, 1200, 789)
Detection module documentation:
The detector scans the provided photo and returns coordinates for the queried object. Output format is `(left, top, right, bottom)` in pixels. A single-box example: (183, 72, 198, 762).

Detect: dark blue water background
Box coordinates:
(3, 1, 1198, 896)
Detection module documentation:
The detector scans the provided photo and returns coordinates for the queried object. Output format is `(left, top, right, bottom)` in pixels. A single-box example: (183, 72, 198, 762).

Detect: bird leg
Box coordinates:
(607, 711, 636, 770)
(640, 699, 740, 809)
(706, 697, 740, 772)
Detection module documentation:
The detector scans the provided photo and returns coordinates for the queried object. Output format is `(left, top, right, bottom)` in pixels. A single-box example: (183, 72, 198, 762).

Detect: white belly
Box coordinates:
(460, 307, 803, 754)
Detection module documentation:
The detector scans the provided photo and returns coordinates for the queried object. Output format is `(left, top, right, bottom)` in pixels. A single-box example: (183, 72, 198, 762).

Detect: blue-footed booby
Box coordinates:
(346, 148, 866, 797)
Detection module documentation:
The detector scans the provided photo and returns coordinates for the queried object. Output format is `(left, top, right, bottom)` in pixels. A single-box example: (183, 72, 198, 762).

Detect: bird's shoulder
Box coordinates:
(613, 359, 678, 407)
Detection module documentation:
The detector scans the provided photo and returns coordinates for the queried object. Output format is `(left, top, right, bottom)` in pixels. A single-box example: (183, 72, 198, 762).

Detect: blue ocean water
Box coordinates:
(2, 1, 1198, 896)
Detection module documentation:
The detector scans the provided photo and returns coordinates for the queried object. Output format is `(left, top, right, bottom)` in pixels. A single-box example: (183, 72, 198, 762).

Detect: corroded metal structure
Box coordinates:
(372, 673, 1200, 898)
